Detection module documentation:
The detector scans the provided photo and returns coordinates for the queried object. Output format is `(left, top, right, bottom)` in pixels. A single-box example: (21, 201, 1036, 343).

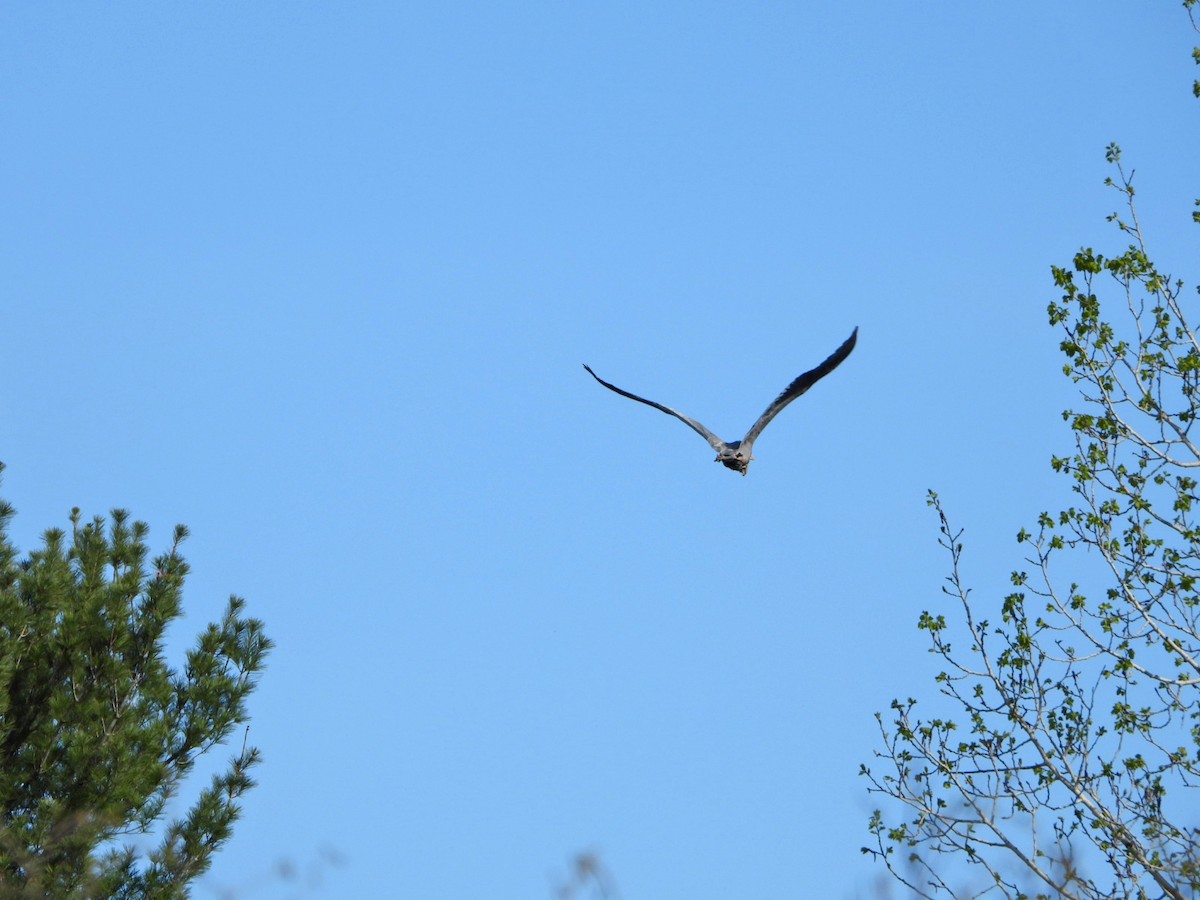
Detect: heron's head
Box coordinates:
(715, 444, 751, 475)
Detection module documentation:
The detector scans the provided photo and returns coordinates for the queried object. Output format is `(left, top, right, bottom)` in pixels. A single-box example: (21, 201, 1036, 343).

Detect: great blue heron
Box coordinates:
(583, 327, 857, 475)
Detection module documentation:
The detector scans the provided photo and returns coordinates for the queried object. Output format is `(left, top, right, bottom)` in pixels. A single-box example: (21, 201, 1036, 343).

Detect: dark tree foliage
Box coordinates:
(862, 6, 1200, 898)
(0, 464, 271, 898)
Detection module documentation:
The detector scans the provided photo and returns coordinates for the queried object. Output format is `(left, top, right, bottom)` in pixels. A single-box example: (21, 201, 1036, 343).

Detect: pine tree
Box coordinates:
(0, 463, 272, 898)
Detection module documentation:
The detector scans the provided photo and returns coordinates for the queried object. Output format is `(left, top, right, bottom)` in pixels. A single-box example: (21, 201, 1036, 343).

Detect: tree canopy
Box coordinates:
(863, 6, 1200, 898)
(0, 465, 271, 898)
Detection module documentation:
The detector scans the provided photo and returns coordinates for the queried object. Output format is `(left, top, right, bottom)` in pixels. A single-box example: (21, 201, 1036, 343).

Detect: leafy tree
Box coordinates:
(862, 7, 1200, 898)
(0, 464, 272, 898)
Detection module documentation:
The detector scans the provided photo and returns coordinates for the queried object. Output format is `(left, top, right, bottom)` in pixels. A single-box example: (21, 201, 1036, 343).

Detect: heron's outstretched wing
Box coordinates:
(740, 327, 858, 447)
(583, 364, 726, 452)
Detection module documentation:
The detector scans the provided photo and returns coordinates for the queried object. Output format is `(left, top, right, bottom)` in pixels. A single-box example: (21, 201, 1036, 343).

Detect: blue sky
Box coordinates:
(2, 3, 1197, 897)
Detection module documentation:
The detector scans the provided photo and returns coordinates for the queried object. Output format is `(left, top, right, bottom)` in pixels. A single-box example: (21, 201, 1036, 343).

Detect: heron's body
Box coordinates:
(583, 327, 857, 475)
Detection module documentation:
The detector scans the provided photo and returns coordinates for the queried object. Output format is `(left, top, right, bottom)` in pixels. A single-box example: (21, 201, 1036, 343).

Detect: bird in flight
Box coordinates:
(583, 327, 857, 475)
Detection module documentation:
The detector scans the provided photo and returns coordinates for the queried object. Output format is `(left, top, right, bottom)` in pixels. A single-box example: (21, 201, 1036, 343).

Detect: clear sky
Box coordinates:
(2, 3, 1197, 898)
